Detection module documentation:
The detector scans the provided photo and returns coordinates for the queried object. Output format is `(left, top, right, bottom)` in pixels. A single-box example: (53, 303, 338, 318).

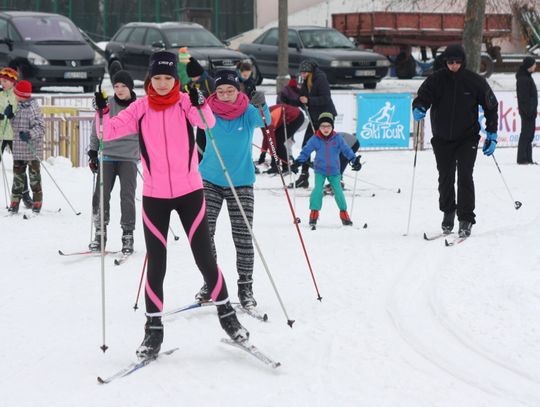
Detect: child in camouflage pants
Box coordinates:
(8, 80, 45, 214)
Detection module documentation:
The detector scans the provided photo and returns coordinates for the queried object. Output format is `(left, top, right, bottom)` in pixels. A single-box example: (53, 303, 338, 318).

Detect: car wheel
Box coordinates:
(479, 55, 494, 78)
(108, 60, 123, 77)
(363, 82, 377, 89)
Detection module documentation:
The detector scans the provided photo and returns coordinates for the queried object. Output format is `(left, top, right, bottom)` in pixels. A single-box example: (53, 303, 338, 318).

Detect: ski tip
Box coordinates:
(444, 239, 451, 247)
(58, 250, 65, 255)
(97, 376, 107, 384)
(397, 188, 401, 194)
(287, 319, 295, 328)
(423, 232, 428, 240)
(362, 223, 368, 229)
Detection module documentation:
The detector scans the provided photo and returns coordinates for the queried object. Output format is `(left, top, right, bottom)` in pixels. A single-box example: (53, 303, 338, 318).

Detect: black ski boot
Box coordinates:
(289, 173, 309, 189)
(195, 282, 210, 303)
(458, 220, 472, 238)
(441, 210, 455, 234)
(238, 275, 257, 309)
(264, 164, 279, 175)
(121, 229, 134, 254)
(257, 152, 266, 165)
(136, 316, 164, 359)
(217, 302, 249, 342)
(89, 227, 107, 252)
(22, 190, 33, 209)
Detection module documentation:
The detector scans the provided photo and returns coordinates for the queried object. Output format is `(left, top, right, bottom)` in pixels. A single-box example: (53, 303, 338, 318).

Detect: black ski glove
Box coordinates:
(290, 159, 301, 174)
(19, 131, 31, 142)
(189, 86, 205, 107)
(88, 150, 98, 174)
(350, 155, 362, 171)
(4, 104, 14, 119)
(93, 91, 108, 111)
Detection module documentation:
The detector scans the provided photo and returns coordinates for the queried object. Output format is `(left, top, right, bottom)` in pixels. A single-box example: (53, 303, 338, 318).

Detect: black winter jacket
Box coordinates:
(300, 68, 337, 123)
(516, 68, 537, 119)
(413, 66, 498, 141)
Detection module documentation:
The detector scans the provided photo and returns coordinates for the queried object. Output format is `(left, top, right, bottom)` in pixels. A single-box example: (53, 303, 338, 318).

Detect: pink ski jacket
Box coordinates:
(100, 93, 215, 199)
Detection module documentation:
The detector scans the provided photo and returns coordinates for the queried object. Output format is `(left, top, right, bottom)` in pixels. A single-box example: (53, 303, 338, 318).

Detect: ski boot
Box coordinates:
(340, 210, 353, 226)
(32, 201, 42, 214)
(257, 152, 266, 165)
(8, 200, 19, 214)
(136, 316, 164, 359)
(309, 210, 319, 228)
(238, 275, 257, 309)
(264, 164, 279, 175)
(22, 190, 33, 209)
(195, 282, 210, 303)
(217, 302, 249, 343)
(89, 227, 107, 252)
(289, 173, 309, 189)
(121, 229, 134, 254)
(458, 220, 473, 238)
(441, 210, 455, 234)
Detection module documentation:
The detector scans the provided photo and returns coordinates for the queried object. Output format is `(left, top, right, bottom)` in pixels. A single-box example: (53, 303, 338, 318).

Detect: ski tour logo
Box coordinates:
(359, 101, 406, 141)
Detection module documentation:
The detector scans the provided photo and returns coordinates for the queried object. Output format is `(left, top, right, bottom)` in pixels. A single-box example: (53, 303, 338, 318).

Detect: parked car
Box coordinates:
(0, 11, 105, 92)
(106, 21, 254, 81)
(239, 26, 390, 88)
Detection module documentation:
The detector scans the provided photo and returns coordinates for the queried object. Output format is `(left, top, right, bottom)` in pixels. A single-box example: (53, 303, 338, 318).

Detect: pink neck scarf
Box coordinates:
(207, 92, 249, 120)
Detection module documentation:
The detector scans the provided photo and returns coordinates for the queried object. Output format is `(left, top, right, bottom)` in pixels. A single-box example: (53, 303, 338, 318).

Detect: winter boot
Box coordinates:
(217, 302, 249, 342)
(195, 282, 210, 303)
(121, 229, 134, 254)
(264, 164, 279, 175)
(238, 275, 257, 309)
(309, 210, 319, 226)
(136, 316, 164, 359)
(441, 210, 455, 234)
(340, 210, 353, 226)
(32, 202, 42, 214)
(290, 173, 309, 189)
(89, 227, 107, 252)
(8, 201, 19, 214)
(22, 190, 33, 209)
(458, 220, 473, 238)
(257, 152, 266, 165)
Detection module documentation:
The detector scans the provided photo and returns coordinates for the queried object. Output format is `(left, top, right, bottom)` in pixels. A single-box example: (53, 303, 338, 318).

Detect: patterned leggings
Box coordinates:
(142, 189, 229, 315)
(203, 180, 254, 283)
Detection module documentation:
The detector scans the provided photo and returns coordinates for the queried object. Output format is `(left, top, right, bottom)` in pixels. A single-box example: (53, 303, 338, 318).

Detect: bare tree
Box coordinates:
(463, 0, 487, 72)
(276, 0, 289, 94)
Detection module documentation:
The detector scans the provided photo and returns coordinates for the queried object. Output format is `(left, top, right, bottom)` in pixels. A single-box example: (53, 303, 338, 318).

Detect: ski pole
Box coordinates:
(0, 119, 10, 208)
(302, 103, 317, 134)
(24, 140, 82, 216)
(96, 84, 108, 353)
(491, 154, 522, 210)
(257, 105, 322, 302)
(197, 105, 295, 327)
(136, 167, 179, 240)
(342, 172, 401, 194)
(404, 120, 420, 236)
(281, 105, 297, 212)
(133, 253, 148, 311)
(349, 168, 360, 218)
(90, 171, 96, 243)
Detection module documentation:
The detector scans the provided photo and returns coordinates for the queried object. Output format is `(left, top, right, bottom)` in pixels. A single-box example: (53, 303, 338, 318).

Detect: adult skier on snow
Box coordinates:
(88, 70, 139, 254)
(94, 51, 249, 359)
(412, 44, 499, 238)
(196, 69, 270, 310)
(516, 56, 538, 165)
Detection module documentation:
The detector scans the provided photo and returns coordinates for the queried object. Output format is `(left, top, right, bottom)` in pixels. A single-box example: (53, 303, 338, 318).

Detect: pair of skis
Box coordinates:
(423, 232, 468, 246)
(58, 249, 132, 265)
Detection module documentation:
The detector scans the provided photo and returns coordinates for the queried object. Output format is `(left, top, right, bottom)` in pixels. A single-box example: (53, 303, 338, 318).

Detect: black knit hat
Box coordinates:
(214, 69, 240, 90)
(299, 59, 317, 73)
(318, 112, 334, 128)
(112, 70, 134, 90)
(522, 56, 536, 70)
(186, 57, 204, 78)
(149, 51, 178, 79)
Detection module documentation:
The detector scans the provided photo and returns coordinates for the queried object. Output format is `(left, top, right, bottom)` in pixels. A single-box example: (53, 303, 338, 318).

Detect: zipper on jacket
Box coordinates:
(163, 112, 174, 196)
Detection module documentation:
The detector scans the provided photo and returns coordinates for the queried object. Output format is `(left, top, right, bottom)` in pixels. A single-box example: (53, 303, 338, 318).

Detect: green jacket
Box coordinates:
(0, 88, 18, 141)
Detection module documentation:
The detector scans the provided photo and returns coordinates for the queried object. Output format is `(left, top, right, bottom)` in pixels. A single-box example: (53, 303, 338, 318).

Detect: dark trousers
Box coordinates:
(431, 136, 479, 224)
(142, 190, 229, 314)
(300, 116, 317, 175)
(196, 127, 206, 162)
(517, 115, 535, 163)
(271, 114, 305, 168)
(92, 161, 137, 231)
(339, 140, 360, 174)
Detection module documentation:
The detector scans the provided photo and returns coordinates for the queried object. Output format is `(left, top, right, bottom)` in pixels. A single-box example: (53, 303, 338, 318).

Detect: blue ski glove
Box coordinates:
(19, 131, 31, 142)
(413, 106, 426, 121)
(350, 155, 362, 171)
(482, 132, 497, 156)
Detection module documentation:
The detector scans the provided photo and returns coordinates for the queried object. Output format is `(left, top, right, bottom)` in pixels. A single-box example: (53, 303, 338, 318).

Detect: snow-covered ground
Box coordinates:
(1, 133, 539, 405)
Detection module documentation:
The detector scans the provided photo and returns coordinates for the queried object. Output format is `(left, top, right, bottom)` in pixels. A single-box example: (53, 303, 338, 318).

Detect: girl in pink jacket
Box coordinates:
(95, 51, 248, 359)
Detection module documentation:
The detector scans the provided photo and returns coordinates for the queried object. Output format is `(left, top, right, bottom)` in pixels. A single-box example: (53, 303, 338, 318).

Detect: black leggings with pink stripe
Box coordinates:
(142, 189, 228, 314)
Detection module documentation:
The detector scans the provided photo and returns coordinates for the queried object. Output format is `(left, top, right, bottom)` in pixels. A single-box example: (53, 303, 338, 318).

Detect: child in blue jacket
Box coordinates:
(292, 112, 361, 227)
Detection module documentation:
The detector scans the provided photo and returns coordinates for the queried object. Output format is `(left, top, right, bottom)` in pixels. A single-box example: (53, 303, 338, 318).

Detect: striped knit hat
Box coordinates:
(14, 80, 32, 99)
(0, 67, 18, 83)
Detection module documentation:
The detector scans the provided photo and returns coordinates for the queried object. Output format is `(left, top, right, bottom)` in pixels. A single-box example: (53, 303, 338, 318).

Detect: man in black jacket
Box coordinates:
(290, 59, 337, 188)
(412, 44, 499, 238)
(516, 56, 537, 164)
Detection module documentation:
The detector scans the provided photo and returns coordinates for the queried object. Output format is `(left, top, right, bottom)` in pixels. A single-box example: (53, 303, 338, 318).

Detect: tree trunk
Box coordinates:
(276, 0, 289, 94)
(463, 0, 486, 73)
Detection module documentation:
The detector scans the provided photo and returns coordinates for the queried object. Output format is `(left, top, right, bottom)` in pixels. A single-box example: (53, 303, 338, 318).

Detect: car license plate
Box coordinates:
(64, 72, 87, 79)
(355, 70, 376, 77)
